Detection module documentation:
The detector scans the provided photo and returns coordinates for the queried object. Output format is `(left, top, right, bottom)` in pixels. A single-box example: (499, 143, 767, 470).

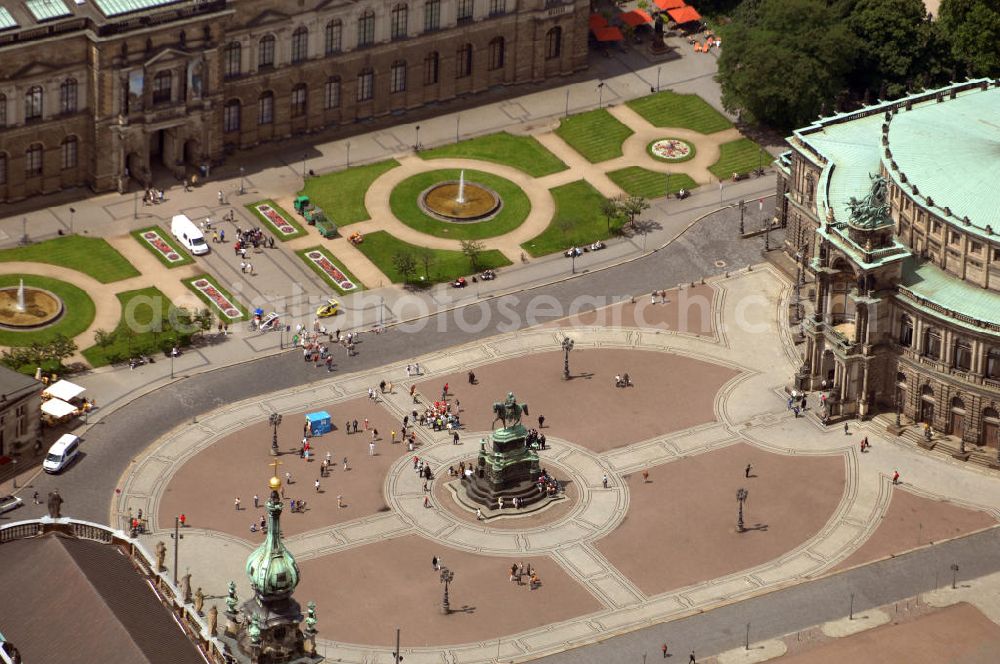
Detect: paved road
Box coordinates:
(535, 526, 1000, 663)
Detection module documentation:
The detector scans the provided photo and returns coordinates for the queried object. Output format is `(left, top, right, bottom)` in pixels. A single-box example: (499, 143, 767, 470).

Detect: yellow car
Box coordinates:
(316, 298, 340, 317)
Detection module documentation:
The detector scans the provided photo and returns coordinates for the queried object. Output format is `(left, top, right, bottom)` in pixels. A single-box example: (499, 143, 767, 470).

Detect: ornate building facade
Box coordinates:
(776, 79, 1000, 464)
(0, 0, 587, 203)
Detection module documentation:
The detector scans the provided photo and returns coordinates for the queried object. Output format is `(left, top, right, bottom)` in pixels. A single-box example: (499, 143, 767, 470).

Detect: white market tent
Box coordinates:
(43, 380, 86, 402)
(41, 398, 77, 419)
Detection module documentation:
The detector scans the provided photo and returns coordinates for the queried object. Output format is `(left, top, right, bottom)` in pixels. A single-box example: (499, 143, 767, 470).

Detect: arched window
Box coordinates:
(805, 174, 815, 203)
(0, 93, 7, 127)
(390, 60, 407, 93)
(152, 71, 172, 104)
(224, 42, 242, 78)
(391, 4, 408, 40)
(952, 396, 965, 411)
(424, 0, 440, 31)
(25, 144, 43, 177)
(545, 26, 561, 60)
(357, 68, 374, 102)
(290, 84, 307, 117)
(898, 314, 913, 347)
(325, 20, 342, 54)
(985, 407, 999, 421)
(488, 37, 505, 71)
(954, 339, 972, 371)
(456, 43, 472, 78)
(358, 10, 375, 47)
(291, 26, 309, 63)
(0, 153, 8, 185)
(61, 136, 78, 169)
(60, 79, 78, 114)
(324, 77, 341, 109)
(457, 0, 473, 21)
(257, 91, 274, 125)
(489, 0, 506, 15)
(223, 99, 241, 133)
(921, 384, 934, 398)
(259, 35, 276, 68)
(25, 86, 43, 120)
(924, 328, 941, 360)
(423, 51, 439, 85)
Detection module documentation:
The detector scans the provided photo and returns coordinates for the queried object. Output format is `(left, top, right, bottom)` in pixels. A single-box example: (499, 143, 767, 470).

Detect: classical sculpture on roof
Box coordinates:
(847, 174, 892, 230)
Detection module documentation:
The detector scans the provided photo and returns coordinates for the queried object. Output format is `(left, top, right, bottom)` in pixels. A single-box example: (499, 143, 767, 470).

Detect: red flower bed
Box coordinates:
(306, 251, 357, 291)
(255, 204, 297, 235)
(192, 279, 241, 318)
(142, 230, 182, 262)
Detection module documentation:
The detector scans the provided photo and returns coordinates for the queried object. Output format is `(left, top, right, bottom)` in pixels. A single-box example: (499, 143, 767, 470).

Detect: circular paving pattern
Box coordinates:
(647, 138, 696, 163)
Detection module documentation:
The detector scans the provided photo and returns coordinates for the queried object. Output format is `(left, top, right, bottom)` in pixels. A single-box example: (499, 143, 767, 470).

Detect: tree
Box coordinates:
(717, 0, 860, 128)
(193, 308, 213, 339)
(602, 196, 625, 232)
(621, 195, 650, 230)
(93, 329, 117, 349)
(392, 251, 417, 283)
(460, 239, 487, 271)
(418, 249, 435, 282)
(43, 334, 77, 365)
(938, 0, 1000, 78)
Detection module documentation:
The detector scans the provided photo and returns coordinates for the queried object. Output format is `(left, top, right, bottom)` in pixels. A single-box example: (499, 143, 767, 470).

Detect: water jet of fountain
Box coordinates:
(456, 170, 466, 205)
(15, 279, 26, 313)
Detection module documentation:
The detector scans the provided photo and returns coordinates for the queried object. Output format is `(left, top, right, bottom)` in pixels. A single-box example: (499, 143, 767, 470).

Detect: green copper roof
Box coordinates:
(93, 0, 185, 17)
(245, 490, 300, 599)
(887, 87, 1000, 233)
(25, 0, 71, 22)
(0, 8, 17, 31)
(900, 257, 1000, 328)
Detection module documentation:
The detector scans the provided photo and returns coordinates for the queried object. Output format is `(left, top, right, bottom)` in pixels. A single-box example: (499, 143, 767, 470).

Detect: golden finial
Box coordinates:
(269, 459, 283, 490)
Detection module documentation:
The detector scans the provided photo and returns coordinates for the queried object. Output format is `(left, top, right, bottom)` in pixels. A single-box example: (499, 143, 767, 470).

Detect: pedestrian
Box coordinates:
(240, 261, 246, 274)
(642, 469, 649, 483)
(353, 419, 359, 433)
(235, 497, 241, 511)
(179, 513, 186, 527)
(602, 474, 608, 489)
(844, 422, 850, 435)
(745, 463, 753, 478)
(476, 508, 484, 520)
(662, 643, 668, 658)
(423, 495, 430, 508)
(314, 478, 321, 492)
(380, 380, 386, 393)
(371, 428, 378, 442)
(468, 370, 475, 384)
(391, 430, 397, 443)
(892, 470, 900, 485)
(343, 456, 349, 471)
(406, 364, 412, 376)
(220, 229, 225, 243)
(364, 418, 369, 431)
(337, 495, 343, 508)
(793, 405, 800, 418)
(253, 494, 259, 508)
(33, 491, 39, 505)
(217, 190, 224, 204)
(432, 555, 439, 570)
(453, 431, 460, 445)
(414, 362, 420, 375)
(538, 415, 545, 428)
(689, 651, 696, 664)
(369, 441, 375, 456)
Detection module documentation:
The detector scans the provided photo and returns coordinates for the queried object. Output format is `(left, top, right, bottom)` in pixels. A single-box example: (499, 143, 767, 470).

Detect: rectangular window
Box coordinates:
(324, 79, 340, 109)
(291, 29, 308, 63)
(970, 241, 982, 254)
(225, 44, 242, 78)
(954, 342, 972, 371)
(0, 155, 7, 185)
(424, 0, 440, 31)
(456, 45, 472, 78)
(60, 82, 77, 114)
(0, 98, 6, 127)
(224, 103, 241, 133)
(457, 0, 474, 21)
(259, 37, 275, 68)
(25, 89, 42, 120)
(357, 71, 374, 102)
(949, 231, 960, 244)
(424, 52, 439, 85)
(152, 73, 172, 104)
(291, 86, 307, 117)
(988, 351, 1000, 380)
(61, 138, 77, 169)
(25, 146, 42, 176)
(932, 220, 942, 233)
(925, 331, 941, 360)
(489, 0, 505, 15)
(358, 13, 375, 47)
(390, 63, 406, 93)
(326, 22, 342, 54)
(258, 95, 273, 124)
(15, 404, 26, 437)
(391, 6, 408, 40)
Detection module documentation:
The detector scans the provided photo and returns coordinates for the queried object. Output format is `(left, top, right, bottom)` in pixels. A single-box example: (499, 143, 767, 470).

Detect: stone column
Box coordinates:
(814, 274, 827, 321)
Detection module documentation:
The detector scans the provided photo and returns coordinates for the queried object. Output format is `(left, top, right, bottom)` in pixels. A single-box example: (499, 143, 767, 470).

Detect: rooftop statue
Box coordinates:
(847, 174, 892, 230)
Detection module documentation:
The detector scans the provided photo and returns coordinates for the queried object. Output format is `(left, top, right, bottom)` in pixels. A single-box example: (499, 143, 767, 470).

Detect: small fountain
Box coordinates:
(0, 278, 64, 329)
(419, 170, 502, 223)
(15, 279, 26, 313)
(456, 170, 467, 204)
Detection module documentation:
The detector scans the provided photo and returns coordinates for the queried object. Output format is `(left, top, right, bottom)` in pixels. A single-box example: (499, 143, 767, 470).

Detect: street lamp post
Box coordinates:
(794, 252, 803, 321)
(133, 191, 138, 219)
(171, 515, 183, 585)
(439, 567, 454, 615)
(561, 336, 574, 380)
(597, 81, 605, 109)
(565, 88, 570, 117)
(346, 141, 351, 168)
(571, 250, 577, 274)
(736, 487, 748, 533)
(170, 339, 175, 379)
(738, 199, 745, 236)
(393, 628, 403, 663)
(456, 115, 461, 143)
(269, 413, 283, 456)
(69, 207, 75, 234)
(951, 563, 959, 589)
(656, 66, 661, 91)
(239, 166, 246, 195)
(302, 153, 307, 181)
(664, 171, 670, 208)
(414, 125, 421, 151)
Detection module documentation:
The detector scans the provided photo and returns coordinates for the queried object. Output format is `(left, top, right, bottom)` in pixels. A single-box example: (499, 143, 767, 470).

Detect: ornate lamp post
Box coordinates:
(414, 125, 421, 151)
(597, 81, 605, 109)
(269, 412, 283, 456)
(736, 487, 748, 533)
(239, 166, 246, 195)
(561, 336, 575, 380)
(738, 199, 745, 236)
(439, 566, 455, 615)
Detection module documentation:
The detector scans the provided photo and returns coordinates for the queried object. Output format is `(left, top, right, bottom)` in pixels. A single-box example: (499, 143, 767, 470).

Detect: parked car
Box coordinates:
(43, 433, 81, 474)
(0, 494, 23, 515)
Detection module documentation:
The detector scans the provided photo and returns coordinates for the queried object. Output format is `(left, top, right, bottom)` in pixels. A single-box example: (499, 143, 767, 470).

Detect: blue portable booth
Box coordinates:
(306, 411, 332, 436)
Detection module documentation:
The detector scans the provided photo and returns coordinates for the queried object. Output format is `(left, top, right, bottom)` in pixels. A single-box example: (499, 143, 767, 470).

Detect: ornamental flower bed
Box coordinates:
(141, 230, 183, 263)
(255, 203, 298, 236)
(648, 138, 694, 162)
(305, 251, 357, 292)
(191, 278, 242, 319)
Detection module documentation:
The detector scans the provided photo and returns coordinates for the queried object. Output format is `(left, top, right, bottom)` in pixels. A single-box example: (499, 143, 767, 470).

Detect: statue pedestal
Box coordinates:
(464, 424, 543, 509)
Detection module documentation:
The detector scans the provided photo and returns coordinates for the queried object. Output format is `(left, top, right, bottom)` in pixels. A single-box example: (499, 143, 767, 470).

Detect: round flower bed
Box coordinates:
(647, 138, 696, 163)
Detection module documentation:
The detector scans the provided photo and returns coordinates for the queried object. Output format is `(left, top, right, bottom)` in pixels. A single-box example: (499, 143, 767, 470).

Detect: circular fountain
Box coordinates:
(0, 279, 65, 329)
(419, 170, 503, 223)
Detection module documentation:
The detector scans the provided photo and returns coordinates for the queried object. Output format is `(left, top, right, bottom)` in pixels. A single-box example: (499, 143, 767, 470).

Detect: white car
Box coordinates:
(43, 433, 81, 474)
(0, 494, 23, 515)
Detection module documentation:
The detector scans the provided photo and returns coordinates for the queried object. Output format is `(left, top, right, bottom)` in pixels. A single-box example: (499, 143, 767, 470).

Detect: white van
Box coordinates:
(171, 214, 209, 255)
(43, 433, 80, 474)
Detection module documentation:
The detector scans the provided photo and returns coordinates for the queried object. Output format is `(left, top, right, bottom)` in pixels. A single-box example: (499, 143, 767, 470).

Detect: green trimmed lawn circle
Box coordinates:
(390, 169, 531, 240)
(0, 274, 95, 347)
(647, 138, 696, 163)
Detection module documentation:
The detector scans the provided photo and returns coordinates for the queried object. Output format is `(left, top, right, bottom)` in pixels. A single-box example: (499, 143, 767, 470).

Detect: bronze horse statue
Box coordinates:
(492, 392, 529, 429)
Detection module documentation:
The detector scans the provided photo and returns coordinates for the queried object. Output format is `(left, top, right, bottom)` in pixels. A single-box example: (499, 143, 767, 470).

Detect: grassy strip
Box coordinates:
(300, 159, 400, 226)
(626, 91, 733, 134)
(129, 226, 194, 268)
(0, 274, 95, 347)
(418, 132, 567, 177)
(708, 138, 773, 180)
(554, 109, 634, 163)
(182, 274, 248, 321)
(0, 236, 139, 283)
(389, 169, 531, 240)
(607, 167, 698, 199)
(354, 231, 511, 285)
(521, 180, 612, 257)
(81, 287, 178, 367)
(296, 246, 366, 294)
(245, 199, 308, 241)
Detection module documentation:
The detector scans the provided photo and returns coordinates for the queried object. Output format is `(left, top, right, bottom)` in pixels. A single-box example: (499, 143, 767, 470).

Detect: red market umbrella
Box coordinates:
(594, 25, 625, 42)
(653, 0, 687, 10)
(667, 5, 702, 23)
(589, 14, 608, 30)
(621, 9, 654, 27)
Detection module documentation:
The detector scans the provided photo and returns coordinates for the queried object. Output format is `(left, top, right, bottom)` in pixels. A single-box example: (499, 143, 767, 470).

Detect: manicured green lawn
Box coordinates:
(354, 231, 511, 285)
(607, 167, 698, 199)
(709, 138, 773, 180)
(246, 199, 307, 240)
(300, 159, 400, 226)
(627, 91, 733, 134)
(182, 274, 248, 321)
(554, 110, 634, 163)
(389, 169, 531, 240)
(81, 287, 178, 367)
(296, 246, 365, 294)
(521, 180, 613, 257)
(0, 236, 139, 283)
(130, 226, 194, 268)
(0, 274, 95, 347)
(418, 132, 567, 177)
